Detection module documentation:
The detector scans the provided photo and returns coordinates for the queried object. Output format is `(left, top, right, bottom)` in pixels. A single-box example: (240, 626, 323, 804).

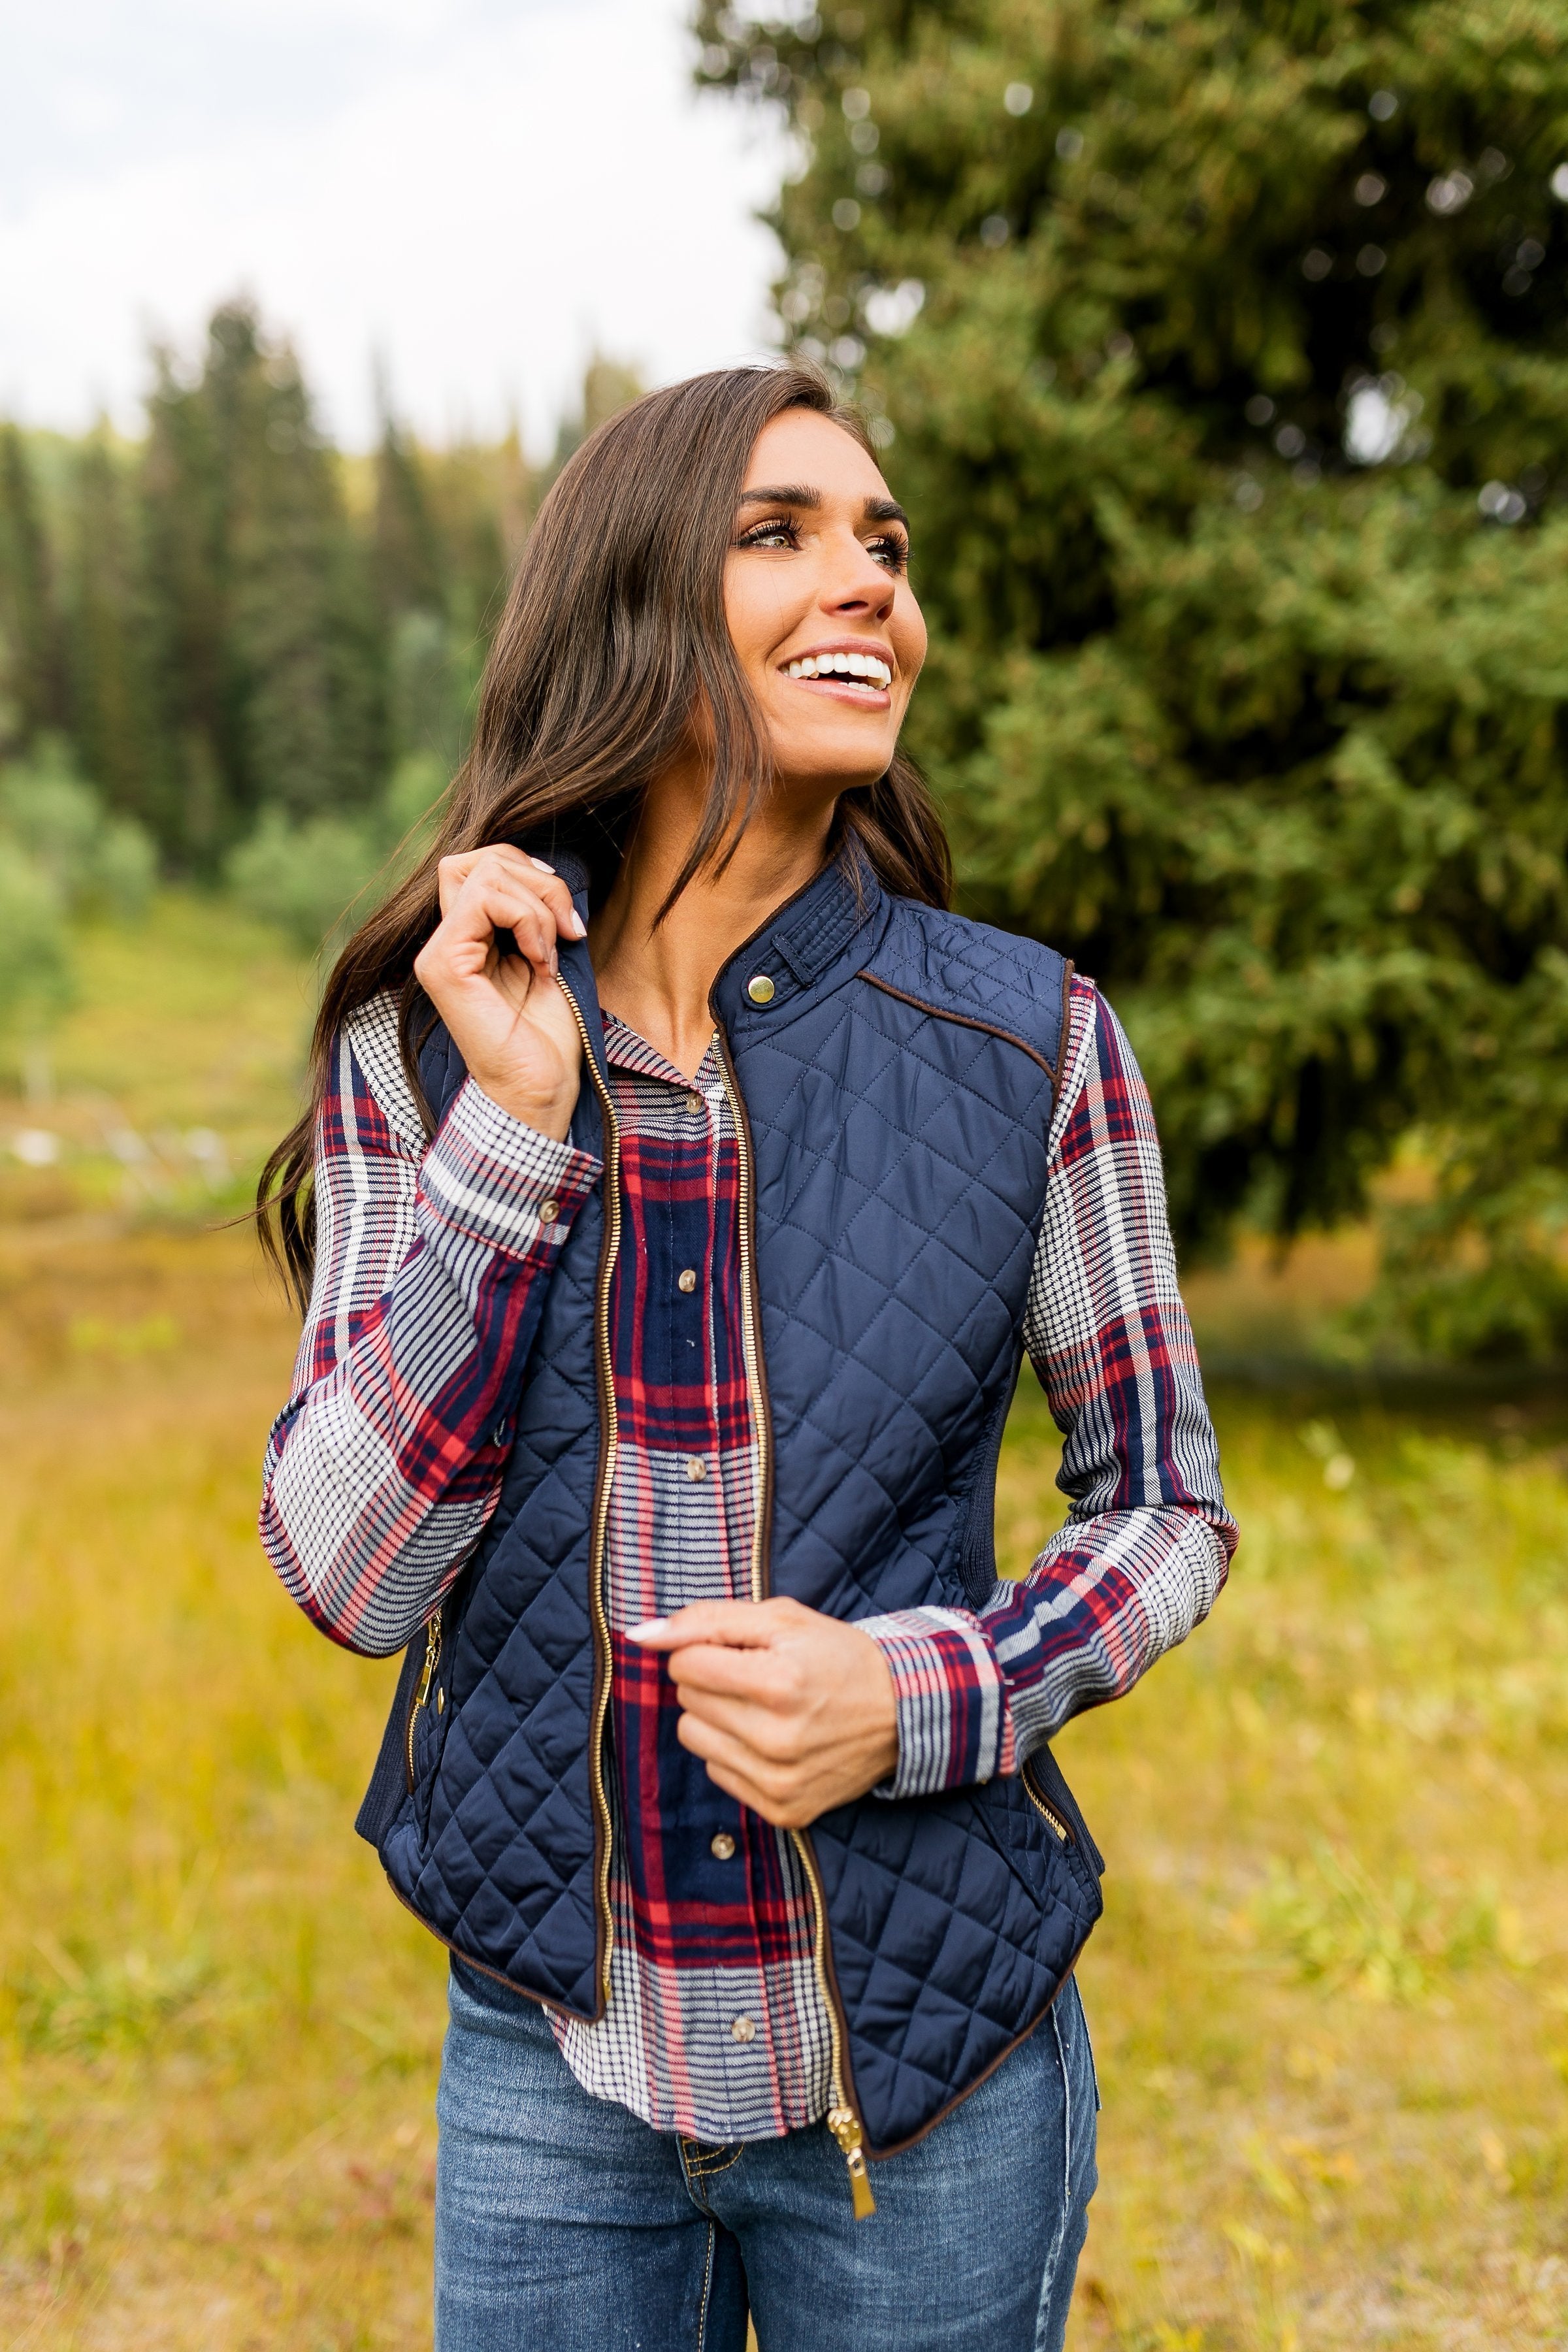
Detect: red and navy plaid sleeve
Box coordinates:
(858, 977, 1236, 1795)
(258, 990, 600, 1657)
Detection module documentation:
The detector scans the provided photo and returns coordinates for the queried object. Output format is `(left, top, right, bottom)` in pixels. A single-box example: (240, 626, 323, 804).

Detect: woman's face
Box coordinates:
(723, 407, 926, 794)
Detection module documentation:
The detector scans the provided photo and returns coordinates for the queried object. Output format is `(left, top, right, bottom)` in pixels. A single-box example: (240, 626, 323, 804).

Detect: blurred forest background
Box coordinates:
(4, 4, 1568, 2350)
(7, 0, 1568, 1356)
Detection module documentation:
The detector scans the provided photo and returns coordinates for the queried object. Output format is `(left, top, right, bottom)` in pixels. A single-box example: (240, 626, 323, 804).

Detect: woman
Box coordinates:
(257, 364, 1235, 2351)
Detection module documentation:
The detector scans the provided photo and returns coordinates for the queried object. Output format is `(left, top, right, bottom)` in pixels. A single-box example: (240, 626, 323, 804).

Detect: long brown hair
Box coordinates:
(257, 362, 951, 1309)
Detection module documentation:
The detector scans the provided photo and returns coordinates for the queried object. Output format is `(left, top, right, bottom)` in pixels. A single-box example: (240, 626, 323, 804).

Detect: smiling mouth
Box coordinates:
(784, 650, 892, 693)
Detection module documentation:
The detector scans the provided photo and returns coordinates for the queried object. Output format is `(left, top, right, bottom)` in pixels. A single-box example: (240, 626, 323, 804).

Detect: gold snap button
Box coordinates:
(678, 1268, 697, 1294)
(746, 974, 776, 1005)
(538, 1199, 559, 1224)
(710, 1832, 736, 1861)
(730, 2014, 757, 2044)
(685, 1092, 702, 1115)
(685, 1457, 707, 1482)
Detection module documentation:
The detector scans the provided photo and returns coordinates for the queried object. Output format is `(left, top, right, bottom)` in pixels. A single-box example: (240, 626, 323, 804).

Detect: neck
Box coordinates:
(589, 757, 838, 1077)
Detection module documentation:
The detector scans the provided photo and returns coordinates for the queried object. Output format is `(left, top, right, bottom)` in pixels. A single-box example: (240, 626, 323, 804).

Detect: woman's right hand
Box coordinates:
(412, 845, 587, 1141)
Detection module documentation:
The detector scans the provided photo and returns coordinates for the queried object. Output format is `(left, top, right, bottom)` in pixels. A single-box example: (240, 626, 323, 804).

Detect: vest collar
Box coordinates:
(710, 851, 883, 1036)
(527, 839, 884, 1045)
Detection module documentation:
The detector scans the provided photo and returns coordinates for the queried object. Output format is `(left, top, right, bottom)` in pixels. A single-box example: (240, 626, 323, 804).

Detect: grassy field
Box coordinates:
(2, 902, 1567, 2349)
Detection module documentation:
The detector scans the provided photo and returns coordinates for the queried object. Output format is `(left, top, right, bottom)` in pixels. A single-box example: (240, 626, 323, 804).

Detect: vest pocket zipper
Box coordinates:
(405, 1609, 443, 1792)
(1022, 1758, 1071, 1843)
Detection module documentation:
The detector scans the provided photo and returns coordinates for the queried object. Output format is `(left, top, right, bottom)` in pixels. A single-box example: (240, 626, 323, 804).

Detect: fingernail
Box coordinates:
(529, 856, 556, 874)
(569, 911, 587, 938)
(548, 945, 559, 975)
(627, 1619, 670, 1642)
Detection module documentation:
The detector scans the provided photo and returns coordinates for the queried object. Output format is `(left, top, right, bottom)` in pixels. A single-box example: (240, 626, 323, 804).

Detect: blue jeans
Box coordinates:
(435, 1958, 1098, 2352)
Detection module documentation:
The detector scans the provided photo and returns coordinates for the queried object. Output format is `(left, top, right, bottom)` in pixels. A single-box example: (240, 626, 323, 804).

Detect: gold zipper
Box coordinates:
(793, 1824, 877, 2217)
(558, 973, 623, 2006)
(406, 1609, 443, 1789)
(714, 1026, 875, 2221)
(1022, 1759, 1071, 1844)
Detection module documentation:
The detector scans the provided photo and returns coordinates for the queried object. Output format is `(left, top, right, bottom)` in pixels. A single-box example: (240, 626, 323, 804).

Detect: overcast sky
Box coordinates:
(0, 0, 786, 452)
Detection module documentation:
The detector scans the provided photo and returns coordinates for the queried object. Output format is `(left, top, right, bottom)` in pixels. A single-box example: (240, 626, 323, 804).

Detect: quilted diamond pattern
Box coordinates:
(374, 866, 1104, 2151)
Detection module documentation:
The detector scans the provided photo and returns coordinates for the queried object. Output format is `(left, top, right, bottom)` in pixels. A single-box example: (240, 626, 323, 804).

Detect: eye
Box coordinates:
(736, 515, 799, 551)
(867, 532, 909, 574)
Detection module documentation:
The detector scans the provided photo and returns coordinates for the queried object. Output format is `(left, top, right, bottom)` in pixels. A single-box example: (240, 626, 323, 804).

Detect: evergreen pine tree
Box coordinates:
(139, 302, 387, 866)
(0, 426, 70, 750)
(68, 431, 154, 827)
(699, 0, 1568, 1353)
(140, 350, 229, 859)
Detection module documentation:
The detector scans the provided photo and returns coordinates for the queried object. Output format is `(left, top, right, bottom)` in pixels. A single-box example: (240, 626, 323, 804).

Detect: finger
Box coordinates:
(451, 874, 563, 977)
(676, 1709, 793, 1797)
(436, 850, 482, 917)
(627, 1601, 783, 1652)
(436, 845, 534, 923)
(666, 1642, 791, 1706)
(525, 868, 588, 942)
(674, 1686, 802, 1759)
(694, 1755, 799, 1827)
(453, 846, 588, 943)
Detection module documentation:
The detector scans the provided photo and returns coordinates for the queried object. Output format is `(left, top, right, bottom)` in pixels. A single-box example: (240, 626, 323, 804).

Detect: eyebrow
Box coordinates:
(738, 483, 910, 529)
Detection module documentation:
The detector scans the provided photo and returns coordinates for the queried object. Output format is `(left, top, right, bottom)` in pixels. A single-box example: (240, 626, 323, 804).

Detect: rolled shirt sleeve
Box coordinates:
(259, 992, 600, 1656)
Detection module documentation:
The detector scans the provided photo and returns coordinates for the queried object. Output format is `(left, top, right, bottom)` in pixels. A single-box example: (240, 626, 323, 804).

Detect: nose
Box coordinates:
(821, 527, 895, 621)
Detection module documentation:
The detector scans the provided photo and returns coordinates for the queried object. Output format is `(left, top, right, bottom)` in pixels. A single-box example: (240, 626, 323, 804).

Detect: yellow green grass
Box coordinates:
(2, 905, 1566, 2347)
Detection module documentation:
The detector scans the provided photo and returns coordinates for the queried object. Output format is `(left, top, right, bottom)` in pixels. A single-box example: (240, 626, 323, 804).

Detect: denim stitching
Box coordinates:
(694, 2219, 715, 2352)
(1035, 2001, 1073, 2352)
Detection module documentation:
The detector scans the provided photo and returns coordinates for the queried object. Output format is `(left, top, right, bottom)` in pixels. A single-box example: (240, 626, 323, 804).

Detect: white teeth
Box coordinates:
(789, 651, 892, 687)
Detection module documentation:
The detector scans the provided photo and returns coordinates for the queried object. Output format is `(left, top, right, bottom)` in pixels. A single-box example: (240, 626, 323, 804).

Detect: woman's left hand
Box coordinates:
(628, 1599, 898, 1829)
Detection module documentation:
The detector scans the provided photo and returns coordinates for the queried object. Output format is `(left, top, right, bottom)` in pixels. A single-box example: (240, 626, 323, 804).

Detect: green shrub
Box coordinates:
(0, 739, 157, 917)
(223, 751, 451, 956)
(0, 839, 71, 1037)
(223, 807, 382, 954)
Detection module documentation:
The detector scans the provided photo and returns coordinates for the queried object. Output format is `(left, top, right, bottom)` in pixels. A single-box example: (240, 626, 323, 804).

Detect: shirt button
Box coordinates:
(746, 974, 776, 1005)
(685, 1457, 707, 1482)
(678, 1268, 697, 1294)
(730, 2014, 757, 2044)
(684, 1092, 703, 1115)
(538, 1198, 559, 1225)
(710, 1832, 736, 1861)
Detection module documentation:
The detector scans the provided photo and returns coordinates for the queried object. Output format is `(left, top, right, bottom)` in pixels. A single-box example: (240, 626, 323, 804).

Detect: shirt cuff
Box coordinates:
(419, 1075, 600, 1255)
(858, 1607, 1018, 1799)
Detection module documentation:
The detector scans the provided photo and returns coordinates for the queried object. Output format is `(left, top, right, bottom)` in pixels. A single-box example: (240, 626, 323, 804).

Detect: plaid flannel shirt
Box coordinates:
(260, 975, 1235, 2140)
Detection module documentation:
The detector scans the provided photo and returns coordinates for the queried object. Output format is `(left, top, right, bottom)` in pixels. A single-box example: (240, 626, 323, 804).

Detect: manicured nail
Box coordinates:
(627, 1619, 670, 1642)
(548, 945, 559, 975)
(528, 856, 556, 874)
(568, 911, 587, 938)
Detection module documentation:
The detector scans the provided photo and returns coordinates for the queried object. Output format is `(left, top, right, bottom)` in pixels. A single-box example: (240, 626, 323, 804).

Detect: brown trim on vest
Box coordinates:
(859, 965, 1074, 1086)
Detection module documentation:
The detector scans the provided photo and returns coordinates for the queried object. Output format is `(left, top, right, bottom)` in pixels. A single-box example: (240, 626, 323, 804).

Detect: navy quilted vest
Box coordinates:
(357, 852, 1104, 2165)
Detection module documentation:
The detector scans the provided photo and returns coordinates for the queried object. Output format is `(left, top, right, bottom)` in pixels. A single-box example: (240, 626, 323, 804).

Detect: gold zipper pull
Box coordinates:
(415, 1612, 442, 1708)
(406, 1612, 443, 1788)
(826, 2104, 877, 2219)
